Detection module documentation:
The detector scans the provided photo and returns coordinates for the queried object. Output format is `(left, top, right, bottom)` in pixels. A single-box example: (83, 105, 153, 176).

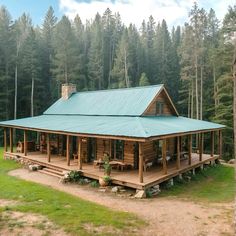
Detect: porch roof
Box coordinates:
(0, 115, 224, 139)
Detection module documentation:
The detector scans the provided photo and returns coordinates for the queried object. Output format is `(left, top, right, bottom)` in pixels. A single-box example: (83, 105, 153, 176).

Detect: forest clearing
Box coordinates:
(0, 1, 235, 236)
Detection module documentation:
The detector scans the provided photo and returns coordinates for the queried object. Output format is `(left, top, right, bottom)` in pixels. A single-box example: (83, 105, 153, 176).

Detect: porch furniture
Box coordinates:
(16, 141, 36, 153)
(93, 159, 104, 169)
(109, 160, 131, 171)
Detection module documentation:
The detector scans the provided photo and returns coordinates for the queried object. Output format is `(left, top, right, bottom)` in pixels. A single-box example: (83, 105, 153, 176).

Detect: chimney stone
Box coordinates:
(61, 83, 77, 99)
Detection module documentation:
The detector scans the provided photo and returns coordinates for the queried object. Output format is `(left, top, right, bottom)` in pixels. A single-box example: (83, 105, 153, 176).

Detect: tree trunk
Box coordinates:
(31, 77, 34, 117)
(195, 55, 199, 120)
(200, 66, 203, 120)
(14, 63, 18, 120)
(124, 48, 129, 88)
(233, 57, 236, 159)
(191, 80, 194, 118)
(213, 64, 217, 115)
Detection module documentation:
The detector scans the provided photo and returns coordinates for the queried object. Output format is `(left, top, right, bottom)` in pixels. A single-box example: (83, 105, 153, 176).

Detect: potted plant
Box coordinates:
(99, 175, 111, 187)
(103, 153, 111, 176)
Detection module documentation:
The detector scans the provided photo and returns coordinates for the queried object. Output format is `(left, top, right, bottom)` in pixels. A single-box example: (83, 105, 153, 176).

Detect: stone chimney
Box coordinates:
(61, 83, 77, 99)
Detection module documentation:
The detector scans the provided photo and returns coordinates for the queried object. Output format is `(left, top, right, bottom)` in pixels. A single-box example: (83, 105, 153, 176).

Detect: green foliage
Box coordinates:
(67, 170, 83, 182)
(139, 73, 150, 86)
(0, 149, 144, 235)
(0, 5, 235, 158)
(103, 175, 112, 185)
(90, 180, 99, 188)
(159, 165, 235, 203)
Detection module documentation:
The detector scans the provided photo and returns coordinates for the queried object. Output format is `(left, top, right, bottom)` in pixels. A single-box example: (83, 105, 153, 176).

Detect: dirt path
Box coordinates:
(9, 169, 234, 236)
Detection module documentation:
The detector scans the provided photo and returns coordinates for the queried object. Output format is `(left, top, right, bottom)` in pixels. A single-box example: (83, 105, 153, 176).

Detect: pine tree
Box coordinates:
(139, 73, 150, 86)
(41, 6, 57, 106)
(52, 15, 78, 97)
(88, 13, 103, 90)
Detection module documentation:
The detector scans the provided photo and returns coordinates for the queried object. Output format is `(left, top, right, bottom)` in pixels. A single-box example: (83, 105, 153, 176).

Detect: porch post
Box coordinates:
(211, 131, 214, 157)
(47, 133, 51, 162)
(199, 133, 203, 161)
(138, 142, 143, 183)
(176, 136, 180, 169)
(4, 127, 7, 153)
(162, 139, 167, 175)
(218, 130, 222, 158)
(24, 130, 27, 156)
(66, 135, 70, 166)
(188, 134, 192, 165)
(57, 135, 60, 155)
(9, 128, 13, 153)
(78, 137, 82, 170)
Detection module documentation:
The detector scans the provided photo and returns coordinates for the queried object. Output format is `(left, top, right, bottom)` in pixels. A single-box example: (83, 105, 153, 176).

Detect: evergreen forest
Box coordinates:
(0, 3, 235, 159)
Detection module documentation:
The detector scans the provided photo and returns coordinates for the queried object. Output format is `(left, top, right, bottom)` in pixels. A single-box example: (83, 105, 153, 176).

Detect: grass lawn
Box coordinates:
(159, 164, 235, 203)
(0, 148, 144, 236)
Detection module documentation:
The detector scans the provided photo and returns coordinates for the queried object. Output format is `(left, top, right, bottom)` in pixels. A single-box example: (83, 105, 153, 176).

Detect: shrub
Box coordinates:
(67, 171, 83, 182)
(90, 181, 99, 188)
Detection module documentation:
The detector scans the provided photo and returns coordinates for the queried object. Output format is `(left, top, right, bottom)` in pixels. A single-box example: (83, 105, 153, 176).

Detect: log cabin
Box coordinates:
(0, 84, 224, 190)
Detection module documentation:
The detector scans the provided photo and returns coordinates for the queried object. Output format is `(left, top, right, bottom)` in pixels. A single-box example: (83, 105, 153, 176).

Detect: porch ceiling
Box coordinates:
(0, 115, 225, 139)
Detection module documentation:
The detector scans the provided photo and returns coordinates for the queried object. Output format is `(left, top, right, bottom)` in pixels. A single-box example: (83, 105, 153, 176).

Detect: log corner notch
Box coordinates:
(176, 136, 180, 170)
(138, 142, 143, 183)
(188, 134, 192, 165)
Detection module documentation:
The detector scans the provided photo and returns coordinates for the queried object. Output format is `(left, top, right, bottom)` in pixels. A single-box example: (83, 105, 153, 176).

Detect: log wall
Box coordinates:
(144, 90, 175, 116)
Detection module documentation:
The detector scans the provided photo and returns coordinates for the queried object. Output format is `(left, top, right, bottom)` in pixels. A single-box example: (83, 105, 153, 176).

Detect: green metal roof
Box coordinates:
(0, 115, 224, 139)
(44, 84, 164, 116)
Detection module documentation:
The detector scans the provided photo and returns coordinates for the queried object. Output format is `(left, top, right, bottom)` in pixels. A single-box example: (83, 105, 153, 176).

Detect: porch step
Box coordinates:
(38, 167, 64, 178)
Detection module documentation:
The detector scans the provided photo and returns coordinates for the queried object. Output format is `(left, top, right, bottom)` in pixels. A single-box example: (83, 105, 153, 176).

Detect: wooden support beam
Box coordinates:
(211, 131, 214, 157)
(199, 133, 203, 161)
(78, 137, 82, 170)
(24, 130, 27, 156)
(57, 135, 60, 155)
(4, 128, 7, 153)
(9, 128, 13, 153)
(188, 135, 192, 165)
(138, 142, 143, 183)
(176, 136, 180, 169)
(162, 139, 167, 175)
(218, 130, 222, 158)
(47, 134, 51, 162)
(66, 135, 70, 166)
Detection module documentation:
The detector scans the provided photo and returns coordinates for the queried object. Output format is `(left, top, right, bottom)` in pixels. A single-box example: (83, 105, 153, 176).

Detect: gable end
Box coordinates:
(142, 87, 179, 116)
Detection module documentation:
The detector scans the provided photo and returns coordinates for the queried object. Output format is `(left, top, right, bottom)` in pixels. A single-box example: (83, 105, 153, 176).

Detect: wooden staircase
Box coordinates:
(38, 166, 65, 178)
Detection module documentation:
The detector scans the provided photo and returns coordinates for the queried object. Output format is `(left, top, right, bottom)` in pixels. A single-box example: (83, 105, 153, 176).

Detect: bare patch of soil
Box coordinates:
(9, 168, 235, 236)
(0, 198, 67, 236)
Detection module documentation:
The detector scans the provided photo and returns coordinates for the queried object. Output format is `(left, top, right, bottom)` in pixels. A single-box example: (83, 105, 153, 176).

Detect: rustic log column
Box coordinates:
(218, 130, 222, 158)
(4, 128, 7, 153)
(57, 135, 60, 155)
(78, 137, 82, 170)
(188, 134, 192, 165)
(199, 133, 203, 161)
(162, 139, 167, 174)
(176, 136, 180, 169)
(138, 142, 143, 183)
(9, 128, 13, 153)
(24, 130, 27, 156)
(66, 135, 70, 166)
(211, 131, 214, 157)
(47, 134, 51, 162)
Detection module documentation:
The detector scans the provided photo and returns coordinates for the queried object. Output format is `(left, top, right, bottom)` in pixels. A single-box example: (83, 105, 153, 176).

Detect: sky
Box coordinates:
(0, 0, 235, 27)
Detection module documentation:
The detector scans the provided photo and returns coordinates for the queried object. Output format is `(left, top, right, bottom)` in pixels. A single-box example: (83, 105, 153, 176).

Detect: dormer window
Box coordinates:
(156, 101, 164, 115)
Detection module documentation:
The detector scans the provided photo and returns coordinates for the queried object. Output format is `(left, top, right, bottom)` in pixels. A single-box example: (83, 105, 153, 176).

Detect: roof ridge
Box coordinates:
(74, 84, 164, 94)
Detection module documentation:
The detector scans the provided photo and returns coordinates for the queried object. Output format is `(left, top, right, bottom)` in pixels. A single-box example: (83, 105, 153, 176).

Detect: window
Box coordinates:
(115, 140, 124, 160)
(156, 101, 164, 115)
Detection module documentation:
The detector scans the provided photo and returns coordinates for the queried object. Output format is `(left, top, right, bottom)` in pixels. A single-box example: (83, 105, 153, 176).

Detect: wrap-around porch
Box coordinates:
(3, 127, 223, 190)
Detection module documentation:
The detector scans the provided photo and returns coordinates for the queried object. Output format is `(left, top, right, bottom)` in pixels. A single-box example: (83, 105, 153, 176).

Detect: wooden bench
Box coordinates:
(109, 160, 132, 171)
